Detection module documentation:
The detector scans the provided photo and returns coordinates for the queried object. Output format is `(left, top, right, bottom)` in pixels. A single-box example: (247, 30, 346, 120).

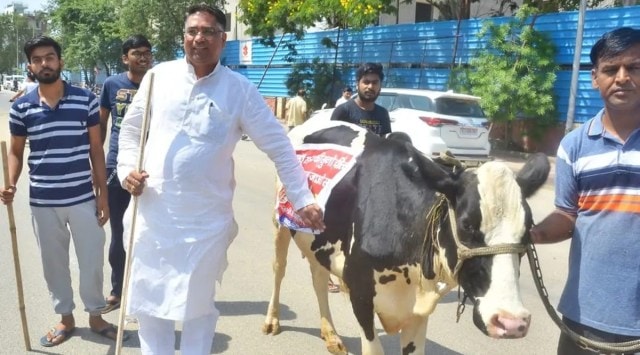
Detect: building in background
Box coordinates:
(1, 1, 27, 15)
(4, 1, 47, 35)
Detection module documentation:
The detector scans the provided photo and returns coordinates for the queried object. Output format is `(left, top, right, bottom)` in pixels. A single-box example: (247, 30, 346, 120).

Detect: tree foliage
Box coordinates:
(420, 0, 606, 20)
(286, 58, 342, 111)
(238, 0, 399, 47)
(521, 0, 605, 12)
(48, 0, 122, 82)
(0, 13, 41, 74)
(450, 5, 558, 140)
(113, 0, 225, 61)
(45, 0, 227, 81)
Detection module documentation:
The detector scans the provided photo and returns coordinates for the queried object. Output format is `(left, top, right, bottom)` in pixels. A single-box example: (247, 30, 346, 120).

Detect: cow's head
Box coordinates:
(411, 152, 549, 339)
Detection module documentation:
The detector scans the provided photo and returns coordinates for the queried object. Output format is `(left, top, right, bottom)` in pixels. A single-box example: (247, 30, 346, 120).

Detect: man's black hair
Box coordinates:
(24, 36, 62, 63)
(356, 62, 384, 82)
(185, 3, 226, 31)
(122, 34, 152, 55)
(590, 27, 640, 66)
(343, 87, 353, 93)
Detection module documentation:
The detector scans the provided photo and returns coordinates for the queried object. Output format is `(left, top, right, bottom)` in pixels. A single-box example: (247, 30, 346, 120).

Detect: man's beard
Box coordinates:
(357, 89, 380, 104)
(34, 67, 61, 84)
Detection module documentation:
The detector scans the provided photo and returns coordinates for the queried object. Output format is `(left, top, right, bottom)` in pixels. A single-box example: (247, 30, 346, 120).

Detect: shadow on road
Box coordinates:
(217, 300, 296, 320)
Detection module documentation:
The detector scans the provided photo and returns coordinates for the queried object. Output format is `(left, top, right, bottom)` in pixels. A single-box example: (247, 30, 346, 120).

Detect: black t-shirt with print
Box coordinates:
(330, 99, 391, 137)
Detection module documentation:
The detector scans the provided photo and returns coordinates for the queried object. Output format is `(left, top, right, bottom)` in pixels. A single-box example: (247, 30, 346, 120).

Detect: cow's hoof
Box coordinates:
(321, 331, 347, 355)
(261, 321, 281, 335)
(326, 342, 347, 355)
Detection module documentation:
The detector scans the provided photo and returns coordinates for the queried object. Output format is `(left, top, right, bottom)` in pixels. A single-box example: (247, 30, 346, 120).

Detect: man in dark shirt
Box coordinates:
(327, 63, 391, 293)
(330, 62, 391, 137)
(99, 34, 153, 313)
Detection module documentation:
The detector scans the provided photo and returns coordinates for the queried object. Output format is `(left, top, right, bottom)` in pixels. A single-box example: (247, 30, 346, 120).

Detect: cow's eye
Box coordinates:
(461, 221, 473, 231)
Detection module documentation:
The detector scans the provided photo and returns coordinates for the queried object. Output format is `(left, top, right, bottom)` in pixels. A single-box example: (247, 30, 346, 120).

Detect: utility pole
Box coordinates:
(12, 12, 20, 73)
(16, 23, 19, 72)
(565, 0, 587, 135)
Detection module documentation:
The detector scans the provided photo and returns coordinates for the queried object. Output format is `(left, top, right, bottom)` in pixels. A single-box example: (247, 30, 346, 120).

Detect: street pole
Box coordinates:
(16, 24, 19, 72)
(13, 13, 19, 73)
(565, 0, 587, 135)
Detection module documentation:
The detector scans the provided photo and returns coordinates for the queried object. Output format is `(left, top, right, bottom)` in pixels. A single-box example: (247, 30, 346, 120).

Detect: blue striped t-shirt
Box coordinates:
(555, 109, 640, 336)
(9, 82, 100, 207)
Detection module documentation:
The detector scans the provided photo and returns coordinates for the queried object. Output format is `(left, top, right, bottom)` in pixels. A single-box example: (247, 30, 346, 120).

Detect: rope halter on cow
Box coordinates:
(424, 194, 527, 322)
(427, 194, 528, 280)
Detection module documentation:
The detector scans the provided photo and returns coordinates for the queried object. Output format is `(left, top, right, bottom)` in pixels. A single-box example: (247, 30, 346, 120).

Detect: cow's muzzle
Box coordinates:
(487, 312, 531, 339)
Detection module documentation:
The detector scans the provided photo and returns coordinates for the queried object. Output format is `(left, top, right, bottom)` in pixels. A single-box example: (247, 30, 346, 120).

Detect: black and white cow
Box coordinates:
(263, 121, 550, 355)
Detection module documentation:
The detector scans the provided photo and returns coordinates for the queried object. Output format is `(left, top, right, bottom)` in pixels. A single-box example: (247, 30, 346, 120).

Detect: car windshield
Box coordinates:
(377, 94, 434, 111)
(435, 97, 485, 118)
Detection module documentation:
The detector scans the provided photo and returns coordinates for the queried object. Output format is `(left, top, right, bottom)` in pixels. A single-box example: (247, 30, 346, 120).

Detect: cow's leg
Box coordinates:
(399, 316, 428, 355)
(308, 259, 347, 355)
(262, 225, 292, 335)
(351, 295, 384, 355)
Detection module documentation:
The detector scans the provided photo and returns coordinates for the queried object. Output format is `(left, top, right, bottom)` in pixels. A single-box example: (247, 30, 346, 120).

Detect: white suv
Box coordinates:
(309, 88, 491, 162)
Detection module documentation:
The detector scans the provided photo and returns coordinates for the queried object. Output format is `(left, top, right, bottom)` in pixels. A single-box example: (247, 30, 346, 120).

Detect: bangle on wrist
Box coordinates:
(7, 185, 16, 192)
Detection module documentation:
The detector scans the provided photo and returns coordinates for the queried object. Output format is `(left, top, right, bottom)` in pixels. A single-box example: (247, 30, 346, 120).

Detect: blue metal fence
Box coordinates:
(224, 5, 640, 124)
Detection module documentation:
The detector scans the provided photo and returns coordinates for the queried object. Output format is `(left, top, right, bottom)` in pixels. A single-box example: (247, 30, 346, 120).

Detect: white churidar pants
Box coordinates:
(137, 310, 219, 355)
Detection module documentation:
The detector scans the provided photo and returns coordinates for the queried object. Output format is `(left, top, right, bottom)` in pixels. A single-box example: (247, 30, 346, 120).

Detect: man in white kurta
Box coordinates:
(117, 4, 325, 354)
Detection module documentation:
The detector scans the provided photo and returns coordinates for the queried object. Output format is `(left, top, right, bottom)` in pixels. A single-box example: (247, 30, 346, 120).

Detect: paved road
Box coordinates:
(0, 89, 570, 354)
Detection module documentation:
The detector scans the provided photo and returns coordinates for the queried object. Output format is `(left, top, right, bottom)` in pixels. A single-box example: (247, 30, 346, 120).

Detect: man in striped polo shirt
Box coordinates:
(531, 27, 640, 353)
(0, 36, 118, 347)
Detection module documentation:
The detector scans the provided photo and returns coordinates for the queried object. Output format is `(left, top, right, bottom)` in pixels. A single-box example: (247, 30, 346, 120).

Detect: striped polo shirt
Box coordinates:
(555, 109, 640, 336)
(9, 82, 100, 207)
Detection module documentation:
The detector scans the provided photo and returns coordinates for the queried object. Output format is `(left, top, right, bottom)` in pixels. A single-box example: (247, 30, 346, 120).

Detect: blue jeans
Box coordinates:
(558, 317, 639, 355)
(107, 168, 131, 298)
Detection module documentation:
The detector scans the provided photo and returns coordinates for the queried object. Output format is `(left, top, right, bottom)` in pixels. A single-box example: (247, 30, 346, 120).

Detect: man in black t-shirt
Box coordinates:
(330, 62, 391, 137)
(327, 63, 391, 293)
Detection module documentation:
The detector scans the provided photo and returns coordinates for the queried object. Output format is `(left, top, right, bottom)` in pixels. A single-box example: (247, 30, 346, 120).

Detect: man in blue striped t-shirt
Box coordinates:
(0, 36, 119, 347)
(531, 27, 640, 354)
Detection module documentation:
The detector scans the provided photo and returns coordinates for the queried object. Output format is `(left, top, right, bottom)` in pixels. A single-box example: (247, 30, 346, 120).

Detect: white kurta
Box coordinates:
(117, 59, 315, 321)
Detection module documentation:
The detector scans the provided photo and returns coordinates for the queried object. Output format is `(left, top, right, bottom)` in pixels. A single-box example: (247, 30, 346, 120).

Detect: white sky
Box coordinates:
(0, 0, 48, 12)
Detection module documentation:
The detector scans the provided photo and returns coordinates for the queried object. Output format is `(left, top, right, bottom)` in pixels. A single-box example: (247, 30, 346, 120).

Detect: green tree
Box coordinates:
(238, 0, 399, 47)
(0, 13, 37, 74)
(286, 58, 342, 111)
(523, 0, 605, 12)
(451, 5, 558, 145)
(48, 0, 122, 83)
(114, 0, 225, 61)
(238, 0, 403, 111)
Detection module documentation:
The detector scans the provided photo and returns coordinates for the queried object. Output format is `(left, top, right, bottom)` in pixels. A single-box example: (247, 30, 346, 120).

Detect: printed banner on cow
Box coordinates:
(276, 143, 363, 233)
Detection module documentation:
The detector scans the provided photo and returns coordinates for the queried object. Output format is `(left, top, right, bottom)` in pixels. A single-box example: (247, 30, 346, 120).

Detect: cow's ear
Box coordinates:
(401, 149, 458, 197)
(516, 152, 550, 198)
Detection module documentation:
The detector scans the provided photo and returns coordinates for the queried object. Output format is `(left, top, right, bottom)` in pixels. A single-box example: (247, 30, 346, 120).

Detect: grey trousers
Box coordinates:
(31, 200, 107, 316)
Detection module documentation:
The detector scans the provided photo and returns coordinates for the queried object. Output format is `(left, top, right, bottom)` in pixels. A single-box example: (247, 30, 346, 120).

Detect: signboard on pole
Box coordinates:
(240, 40, 252, 64)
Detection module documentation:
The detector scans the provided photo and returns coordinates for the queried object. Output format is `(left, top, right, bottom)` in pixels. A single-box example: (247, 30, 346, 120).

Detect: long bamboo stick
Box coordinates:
(115, 72, 155, 354)
(1, 141, 31, 351)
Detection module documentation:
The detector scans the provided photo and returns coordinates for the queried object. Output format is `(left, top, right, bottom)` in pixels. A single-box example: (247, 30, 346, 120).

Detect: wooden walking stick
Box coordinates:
(1, 141, 31, 351)
(115, 72, 154, 355)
